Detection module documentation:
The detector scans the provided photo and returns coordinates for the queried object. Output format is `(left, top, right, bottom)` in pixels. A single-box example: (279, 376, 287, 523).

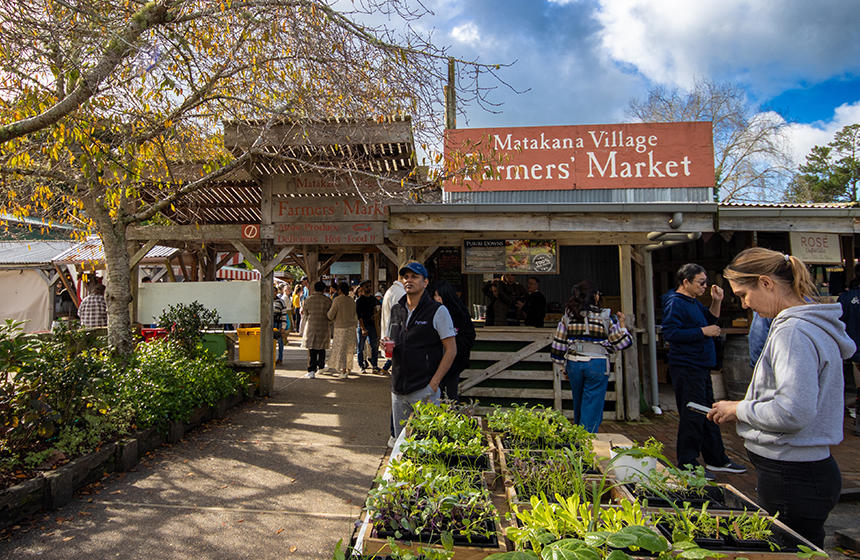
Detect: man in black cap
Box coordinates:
(384, 261, 457, 440)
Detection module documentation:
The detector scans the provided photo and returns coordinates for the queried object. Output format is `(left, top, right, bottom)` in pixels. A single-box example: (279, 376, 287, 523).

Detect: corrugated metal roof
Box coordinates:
(52, 238, 178, 265)
(442, 187, 713, 204)
(719, 201, 857, 209)
(0, 240, 77, 265)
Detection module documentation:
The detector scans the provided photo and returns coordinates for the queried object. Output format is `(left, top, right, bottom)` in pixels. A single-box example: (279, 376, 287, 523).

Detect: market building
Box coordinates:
(120, 117, 860, 419)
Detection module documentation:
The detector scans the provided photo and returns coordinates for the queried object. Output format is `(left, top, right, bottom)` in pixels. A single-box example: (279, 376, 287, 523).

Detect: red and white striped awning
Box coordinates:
(216, 266, 260, 281)
(217, 251, 243, 266)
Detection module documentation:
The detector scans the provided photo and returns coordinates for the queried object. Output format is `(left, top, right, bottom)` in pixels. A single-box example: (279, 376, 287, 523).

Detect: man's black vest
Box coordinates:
(390, 290, 443, 395)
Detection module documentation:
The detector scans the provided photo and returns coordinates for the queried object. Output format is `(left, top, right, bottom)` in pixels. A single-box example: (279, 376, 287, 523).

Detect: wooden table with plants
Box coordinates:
(343, 402, 826, 560)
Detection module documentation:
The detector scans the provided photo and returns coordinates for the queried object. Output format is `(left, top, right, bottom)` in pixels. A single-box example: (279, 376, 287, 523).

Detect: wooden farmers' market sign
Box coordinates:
(272, 197, 386, 244)
(789, 232, 842, 264)
(444, 121, 714, 191)
(463, 239, 558, 274)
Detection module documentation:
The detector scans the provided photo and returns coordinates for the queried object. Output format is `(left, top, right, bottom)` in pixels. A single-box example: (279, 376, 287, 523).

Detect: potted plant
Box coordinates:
(628, 465, 761, 512)
(608, 437, 663, 483)
(398, 435, 491, 471)
(506, 493, 654, 553)
(656, 504, 812, 554)
(485, 524, 674, 559)
(333, 537, 454, 560)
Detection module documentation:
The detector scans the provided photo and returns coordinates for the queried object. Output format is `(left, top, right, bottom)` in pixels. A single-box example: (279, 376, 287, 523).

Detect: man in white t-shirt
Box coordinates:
(380, 279, 405, 373)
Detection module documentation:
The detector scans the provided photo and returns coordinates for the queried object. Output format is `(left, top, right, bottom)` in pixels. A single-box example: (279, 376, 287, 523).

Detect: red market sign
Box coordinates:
(274, 222, 383, 245)
(444, 121, 714, 192)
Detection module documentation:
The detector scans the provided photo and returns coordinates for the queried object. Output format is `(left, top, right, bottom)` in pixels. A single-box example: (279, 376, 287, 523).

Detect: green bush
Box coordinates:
(116, 339, 246, 429)
(157, 301, 221, 353)
(1, 320, 246, 484)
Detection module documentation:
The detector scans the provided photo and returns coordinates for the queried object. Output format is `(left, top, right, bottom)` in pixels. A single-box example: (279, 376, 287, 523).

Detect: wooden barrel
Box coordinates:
(722, 334, 753, 400)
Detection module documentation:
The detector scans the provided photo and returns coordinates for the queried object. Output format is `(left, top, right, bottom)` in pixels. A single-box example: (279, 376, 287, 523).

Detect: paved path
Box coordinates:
(0, 336, 391, 559)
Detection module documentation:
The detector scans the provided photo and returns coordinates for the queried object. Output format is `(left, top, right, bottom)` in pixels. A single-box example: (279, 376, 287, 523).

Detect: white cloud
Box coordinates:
(594, 1, 860, 96)
(451, 22, 481, 46)
(781, 101, 860, 166)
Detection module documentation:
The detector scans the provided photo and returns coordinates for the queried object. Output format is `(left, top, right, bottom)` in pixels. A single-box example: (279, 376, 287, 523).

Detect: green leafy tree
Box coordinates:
(0, 1, 509, 354)
(788, 124, 860, 202)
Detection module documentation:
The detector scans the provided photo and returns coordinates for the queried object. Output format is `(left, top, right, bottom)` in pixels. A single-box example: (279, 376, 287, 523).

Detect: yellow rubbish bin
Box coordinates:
(237, 327, 277, 362)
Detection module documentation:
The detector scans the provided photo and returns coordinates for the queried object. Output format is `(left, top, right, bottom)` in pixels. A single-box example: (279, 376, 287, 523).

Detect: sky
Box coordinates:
(411, 0, 860, 169)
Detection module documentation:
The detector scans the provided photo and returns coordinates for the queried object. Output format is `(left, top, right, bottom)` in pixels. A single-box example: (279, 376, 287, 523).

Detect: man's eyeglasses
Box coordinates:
(696, 279, 708, 286)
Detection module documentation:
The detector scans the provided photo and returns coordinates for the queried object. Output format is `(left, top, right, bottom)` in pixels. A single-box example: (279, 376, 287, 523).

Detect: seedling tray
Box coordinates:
(629, 483, 765, 513)
(398, 433, 498, 490)
(375, 519, 499, 548)
(497, 442, 633, 510)
(362, 518, 507, 560)
(656, 515, 823, 559)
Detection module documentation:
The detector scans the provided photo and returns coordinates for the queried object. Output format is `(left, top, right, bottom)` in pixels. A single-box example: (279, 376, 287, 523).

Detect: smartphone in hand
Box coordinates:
(686, 401, 712, 416)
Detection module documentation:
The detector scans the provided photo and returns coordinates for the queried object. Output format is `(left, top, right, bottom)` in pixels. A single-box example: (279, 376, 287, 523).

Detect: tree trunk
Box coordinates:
(101, 223, 134, 355)
(83, 194, 134, 355)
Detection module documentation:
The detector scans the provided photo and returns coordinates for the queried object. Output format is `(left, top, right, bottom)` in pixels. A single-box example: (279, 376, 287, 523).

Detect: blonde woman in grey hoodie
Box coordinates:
(711, 247, 855, 547)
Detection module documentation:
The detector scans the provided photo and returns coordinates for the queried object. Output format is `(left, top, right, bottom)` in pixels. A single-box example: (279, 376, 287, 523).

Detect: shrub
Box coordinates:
(157, 301, 221, 353)
(116, 339, 246, 429)
(1, 323, 246, 485)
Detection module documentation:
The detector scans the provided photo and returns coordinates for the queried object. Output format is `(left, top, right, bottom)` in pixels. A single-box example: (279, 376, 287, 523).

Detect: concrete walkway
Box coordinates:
(0, 335, 391, 559)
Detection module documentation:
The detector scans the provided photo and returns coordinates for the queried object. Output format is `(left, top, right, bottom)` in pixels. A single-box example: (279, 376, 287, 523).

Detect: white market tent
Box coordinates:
(0, 240, 77, 332)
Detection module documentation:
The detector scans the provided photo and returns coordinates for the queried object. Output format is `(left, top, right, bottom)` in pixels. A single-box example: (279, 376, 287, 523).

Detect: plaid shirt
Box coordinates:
(78, 294, 107, 328)
(550, 308, 632, 364)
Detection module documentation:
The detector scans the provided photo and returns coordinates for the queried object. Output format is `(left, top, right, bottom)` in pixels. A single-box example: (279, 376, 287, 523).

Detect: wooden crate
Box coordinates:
(496, 436, 635, 511)
(398, 430, 498, 491)
(653, 514, 825, 560)
(361, 524, 508, 559)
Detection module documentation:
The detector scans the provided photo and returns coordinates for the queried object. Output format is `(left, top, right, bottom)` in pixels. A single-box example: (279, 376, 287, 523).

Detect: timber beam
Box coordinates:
(127, 224, 248, 241)
(389, 212, 714, 234)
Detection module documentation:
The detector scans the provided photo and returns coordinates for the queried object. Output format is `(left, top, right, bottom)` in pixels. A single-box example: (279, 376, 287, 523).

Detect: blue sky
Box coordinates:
(414, 0, 860, 167)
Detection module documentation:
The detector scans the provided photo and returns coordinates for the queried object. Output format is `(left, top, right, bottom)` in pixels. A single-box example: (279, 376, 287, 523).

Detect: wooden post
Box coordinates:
(260, 239, 275, 396)
(305, 248, 319, 282)
(843, 235, 855, 284)
(164, 258, 176, 282)
(444, 57, 456, 130)
(128, 244, 139, 325)
(259, 176, 275, 397)
(189, 252, 199, 282)
(371, 252, 379, 294)
(619, 245, 640, 420)
(633, 249, 650, 409)
(396, 246, 412, 268)
(363, 253, 371, 281)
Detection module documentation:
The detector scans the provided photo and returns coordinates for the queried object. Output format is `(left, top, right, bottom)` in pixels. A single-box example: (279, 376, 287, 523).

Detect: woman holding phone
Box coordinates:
(711, 247, 854, 547)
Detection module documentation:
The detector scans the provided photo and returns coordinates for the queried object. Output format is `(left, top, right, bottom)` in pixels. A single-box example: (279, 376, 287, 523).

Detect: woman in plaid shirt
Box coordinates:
(550, 282, 632, 432)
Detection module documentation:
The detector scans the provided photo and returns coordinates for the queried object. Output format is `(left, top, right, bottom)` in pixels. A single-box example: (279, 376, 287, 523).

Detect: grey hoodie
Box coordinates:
(737, 303, 854, 462)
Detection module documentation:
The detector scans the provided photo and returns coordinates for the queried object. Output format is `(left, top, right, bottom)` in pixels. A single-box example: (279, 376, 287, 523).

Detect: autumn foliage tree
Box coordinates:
(0, 0, 507, 353)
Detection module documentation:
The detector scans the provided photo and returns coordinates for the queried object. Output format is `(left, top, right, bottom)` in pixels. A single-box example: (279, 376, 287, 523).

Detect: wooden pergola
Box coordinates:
(127, 116, 430, 396)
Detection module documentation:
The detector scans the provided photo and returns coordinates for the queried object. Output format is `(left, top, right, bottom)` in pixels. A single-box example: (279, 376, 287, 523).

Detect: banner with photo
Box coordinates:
(463, 239, 558, 274)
